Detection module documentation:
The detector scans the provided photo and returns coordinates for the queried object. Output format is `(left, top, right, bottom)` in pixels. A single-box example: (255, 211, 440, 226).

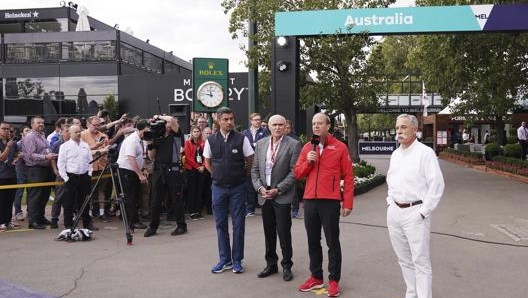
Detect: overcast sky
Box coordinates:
(3, 0, 416, 72)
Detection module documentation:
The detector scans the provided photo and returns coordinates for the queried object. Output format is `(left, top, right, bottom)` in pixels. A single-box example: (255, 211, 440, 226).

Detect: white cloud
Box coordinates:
(2, 0, 248, 71)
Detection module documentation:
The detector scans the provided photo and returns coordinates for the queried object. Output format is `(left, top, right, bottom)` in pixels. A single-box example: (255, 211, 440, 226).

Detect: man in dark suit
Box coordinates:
(251, 114, 301, 282)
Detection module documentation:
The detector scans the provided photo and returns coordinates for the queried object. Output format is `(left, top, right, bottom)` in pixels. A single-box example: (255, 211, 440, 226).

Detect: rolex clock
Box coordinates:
(196, 81, 224, 108)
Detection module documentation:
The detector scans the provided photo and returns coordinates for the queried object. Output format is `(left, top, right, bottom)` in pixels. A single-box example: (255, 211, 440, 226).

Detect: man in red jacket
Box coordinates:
(294, 113, 354, 298)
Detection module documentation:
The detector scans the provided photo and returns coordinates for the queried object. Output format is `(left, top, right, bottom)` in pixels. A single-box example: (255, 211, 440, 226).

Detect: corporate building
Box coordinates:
(0, 5, 251, 128)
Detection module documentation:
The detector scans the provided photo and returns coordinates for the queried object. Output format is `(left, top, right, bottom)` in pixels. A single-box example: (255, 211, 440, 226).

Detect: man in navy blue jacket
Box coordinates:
(242, 113, 268, 217)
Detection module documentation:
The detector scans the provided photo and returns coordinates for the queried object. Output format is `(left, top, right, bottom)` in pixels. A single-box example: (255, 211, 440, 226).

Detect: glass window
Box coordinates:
(120, 42, 142, 66)
(0, 22, 23, 34)
(66, 40, 116, 61)
(6, 42, 60, 63)
(25, 18, 69, 32)
(3, 76, 118, 117)
(144, 52, 162, 73)
(165, 61, 180, 74)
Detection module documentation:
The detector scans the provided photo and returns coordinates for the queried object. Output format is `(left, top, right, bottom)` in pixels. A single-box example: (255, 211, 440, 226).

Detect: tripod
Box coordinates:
(69, 161, 133, 245)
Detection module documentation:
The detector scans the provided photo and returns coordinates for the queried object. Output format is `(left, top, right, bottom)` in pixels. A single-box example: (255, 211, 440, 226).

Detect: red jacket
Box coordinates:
(294, 134, 354, 209)
(184, 138, 204, 170)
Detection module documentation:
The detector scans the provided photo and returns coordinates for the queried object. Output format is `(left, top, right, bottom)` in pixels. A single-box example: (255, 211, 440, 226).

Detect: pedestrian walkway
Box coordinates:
(1, 156, 527, 298)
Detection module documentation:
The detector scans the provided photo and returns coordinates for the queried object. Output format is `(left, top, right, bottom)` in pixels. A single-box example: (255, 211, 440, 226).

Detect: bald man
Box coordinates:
(57, 125, 97, 230)
(251, 114, 301, 281)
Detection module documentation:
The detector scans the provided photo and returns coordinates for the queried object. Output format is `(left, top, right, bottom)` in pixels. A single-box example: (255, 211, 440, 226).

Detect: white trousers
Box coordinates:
(387, 203, 432, 298)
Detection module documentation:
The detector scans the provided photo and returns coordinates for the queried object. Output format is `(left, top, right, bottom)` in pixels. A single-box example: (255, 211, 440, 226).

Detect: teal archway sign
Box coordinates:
(275, 4, 528, 36)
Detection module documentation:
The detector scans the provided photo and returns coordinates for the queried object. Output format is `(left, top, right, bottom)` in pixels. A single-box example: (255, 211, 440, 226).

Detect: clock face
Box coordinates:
(197, 81, 224, 108)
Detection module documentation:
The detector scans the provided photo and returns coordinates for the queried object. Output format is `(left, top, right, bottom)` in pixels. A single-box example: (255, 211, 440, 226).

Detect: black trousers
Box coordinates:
(119, 168, 141, 229)
(149, 169, 186, 230)
(304, 199, 342, 282)
(26, 166, 53, 225)
(187, 168, 205, 214)
(520, 140, 527, 160)
(261, 199, 293, 269)
(0, 177, 16, 225)
(202, 171, 212, 214)
(62, 173, 92, 228)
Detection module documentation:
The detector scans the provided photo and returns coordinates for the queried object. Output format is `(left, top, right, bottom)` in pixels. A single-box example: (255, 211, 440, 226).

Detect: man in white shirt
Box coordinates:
(57, 125, 96, 230)
(517, 121, 527, 160)
(386, 114, 445, 298)
(117, 120, 149, 231)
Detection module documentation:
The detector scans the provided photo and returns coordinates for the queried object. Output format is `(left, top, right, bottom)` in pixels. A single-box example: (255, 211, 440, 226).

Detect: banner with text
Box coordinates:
(275, 4, 528, 36)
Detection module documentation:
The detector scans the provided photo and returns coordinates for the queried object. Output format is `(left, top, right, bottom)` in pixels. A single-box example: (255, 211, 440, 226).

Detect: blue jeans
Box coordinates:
(212, 182, 246, 264)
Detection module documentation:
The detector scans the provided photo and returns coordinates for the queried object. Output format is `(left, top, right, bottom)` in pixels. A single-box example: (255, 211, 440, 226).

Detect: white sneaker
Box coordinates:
(15, 212, 24, 221)
(0, 224, 7, 231)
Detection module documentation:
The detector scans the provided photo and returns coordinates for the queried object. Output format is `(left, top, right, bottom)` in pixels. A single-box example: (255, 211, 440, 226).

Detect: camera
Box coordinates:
(143, 118, 167, 141)
(107, 144, 119, 163)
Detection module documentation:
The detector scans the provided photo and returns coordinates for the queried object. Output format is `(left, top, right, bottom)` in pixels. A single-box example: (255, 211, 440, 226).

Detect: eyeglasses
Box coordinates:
(1, 127, 10, 130)
(252, 118, 262, 121)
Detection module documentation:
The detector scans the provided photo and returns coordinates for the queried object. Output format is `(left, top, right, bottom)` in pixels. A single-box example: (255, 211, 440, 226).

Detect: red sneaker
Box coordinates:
(298, 275, 324, 292)
(327, 280, 340, 297)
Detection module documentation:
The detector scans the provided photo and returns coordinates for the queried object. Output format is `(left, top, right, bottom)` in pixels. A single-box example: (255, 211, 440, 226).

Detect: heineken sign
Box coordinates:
(192, 58, 229, 113)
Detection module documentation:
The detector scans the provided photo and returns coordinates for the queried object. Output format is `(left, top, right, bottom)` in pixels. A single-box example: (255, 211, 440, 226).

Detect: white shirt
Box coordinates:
(265, 136, 283, 186)
(117, 132, 145, 171)
(203, 130, 254, 158)
(386, 139, 445, 218)
(57, 139, 93, 182)
(517, 125, 527, 141)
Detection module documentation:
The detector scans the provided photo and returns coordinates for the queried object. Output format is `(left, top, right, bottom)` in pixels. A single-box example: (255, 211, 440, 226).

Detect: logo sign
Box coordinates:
(4, 10, 40, 19)
(192, 58, 229, 113)
(275, 4, 528, 36)
(358, 141, 397, 155)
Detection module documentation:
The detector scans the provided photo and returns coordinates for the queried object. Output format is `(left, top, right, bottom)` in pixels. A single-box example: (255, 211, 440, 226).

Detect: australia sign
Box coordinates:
(275, 4, 528, 36)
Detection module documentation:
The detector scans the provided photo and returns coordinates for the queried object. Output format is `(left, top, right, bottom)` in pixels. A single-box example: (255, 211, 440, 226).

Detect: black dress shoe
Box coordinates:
(84, 224, 99, 231)
(283, 268, 293, 281)
(144, 228, 156, 237)
(171, 227, 187, 236)
(28, 223, 46, 229)
(257, 265, 278, 278)
(40, 218, 52, 225)
(133, 222, 147, 229)
(50, 220, 59, 229)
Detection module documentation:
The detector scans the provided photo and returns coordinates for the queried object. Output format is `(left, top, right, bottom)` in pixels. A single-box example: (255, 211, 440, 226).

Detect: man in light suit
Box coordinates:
(251, 114, 301, 282)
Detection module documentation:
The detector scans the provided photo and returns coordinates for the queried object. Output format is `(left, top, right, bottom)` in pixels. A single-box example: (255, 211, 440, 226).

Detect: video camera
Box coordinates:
(143, 118, 167, 141)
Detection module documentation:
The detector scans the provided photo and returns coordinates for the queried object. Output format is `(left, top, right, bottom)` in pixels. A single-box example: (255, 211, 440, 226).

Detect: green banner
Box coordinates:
(192, 58, 229, 113)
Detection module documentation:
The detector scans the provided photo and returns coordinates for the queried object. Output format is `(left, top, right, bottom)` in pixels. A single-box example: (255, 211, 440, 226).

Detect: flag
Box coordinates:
(422, 81, 429, 117)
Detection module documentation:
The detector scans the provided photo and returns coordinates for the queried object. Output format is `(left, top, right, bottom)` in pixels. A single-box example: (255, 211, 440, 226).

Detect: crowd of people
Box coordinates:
(0, 109, 444, 298)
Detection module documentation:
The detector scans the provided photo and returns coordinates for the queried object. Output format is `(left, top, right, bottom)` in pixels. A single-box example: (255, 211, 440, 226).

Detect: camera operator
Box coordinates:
(0, 122, 19, 231)
(116, 119, 149, 232)
(144, 115, 187, 237)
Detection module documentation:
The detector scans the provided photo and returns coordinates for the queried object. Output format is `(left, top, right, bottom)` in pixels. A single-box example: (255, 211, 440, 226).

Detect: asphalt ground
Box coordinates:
(1, 155, 528, 298)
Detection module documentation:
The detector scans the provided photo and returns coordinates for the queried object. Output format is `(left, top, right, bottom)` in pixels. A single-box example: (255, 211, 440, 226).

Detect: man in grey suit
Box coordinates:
(251, 114, 301, 282)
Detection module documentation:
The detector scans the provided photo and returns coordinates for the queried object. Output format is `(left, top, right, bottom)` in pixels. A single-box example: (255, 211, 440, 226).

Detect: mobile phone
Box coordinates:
(266, 186, 271, 190)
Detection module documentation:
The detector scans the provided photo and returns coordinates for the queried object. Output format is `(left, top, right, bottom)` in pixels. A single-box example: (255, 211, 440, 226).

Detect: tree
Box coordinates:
(412, 0, 528, 145)
(222, 0, 394, 162)
(103, 94, 119, 120)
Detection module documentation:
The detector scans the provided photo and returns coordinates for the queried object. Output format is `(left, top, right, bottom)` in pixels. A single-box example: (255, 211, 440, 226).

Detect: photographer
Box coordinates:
(144, 115, 187, 237)
(81, 116, 111, 219)
(116, 119, 150, 232)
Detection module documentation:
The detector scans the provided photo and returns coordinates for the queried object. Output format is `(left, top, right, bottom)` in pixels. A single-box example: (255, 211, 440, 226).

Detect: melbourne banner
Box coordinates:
(275, 4, 528, 36)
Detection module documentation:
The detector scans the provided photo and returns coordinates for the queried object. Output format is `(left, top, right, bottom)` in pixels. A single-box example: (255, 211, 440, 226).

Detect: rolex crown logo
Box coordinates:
(207, 62, 214, 70)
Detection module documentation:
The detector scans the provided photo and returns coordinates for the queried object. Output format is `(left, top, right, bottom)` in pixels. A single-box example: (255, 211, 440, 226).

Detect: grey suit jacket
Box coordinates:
(251, 135, 301, 205)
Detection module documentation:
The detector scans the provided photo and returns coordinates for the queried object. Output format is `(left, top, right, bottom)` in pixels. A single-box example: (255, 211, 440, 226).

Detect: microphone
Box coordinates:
(309, 135, 320, 165)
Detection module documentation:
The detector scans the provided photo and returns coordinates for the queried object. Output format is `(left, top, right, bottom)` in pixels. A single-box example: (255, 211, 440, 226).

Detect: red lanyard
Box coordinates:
(270, 138, 278, 165)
